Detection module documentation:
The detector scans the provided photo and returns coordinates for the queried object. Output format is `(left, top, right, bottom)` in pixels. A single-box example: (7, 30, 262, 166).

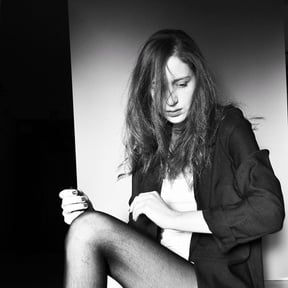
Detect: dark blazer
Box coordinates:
(128, 107, 285, 288)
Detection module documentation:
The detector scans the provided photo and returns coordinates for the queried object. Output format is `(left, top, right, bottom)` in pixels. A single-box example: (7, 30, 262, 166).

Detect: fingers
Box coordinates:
(63, 210, 85, 225)
(129, 195, 142, 221)
(129, 191, 158, 210)
(131, 201, 146, 221)
(60, 191, 89, 212)
(59, 188, 86, 199)
(129, 191, 159, 221)
(59, 188, 90, 225)
(59, 188, 78, 199)
(62, 202, 88, 213)
(61, 195, 88, 207)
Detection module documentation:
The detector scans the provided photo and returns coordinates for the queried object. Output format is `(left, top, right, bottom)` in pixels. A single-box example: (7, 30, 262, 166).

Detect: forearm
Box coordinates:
(167, 210, 212, 234)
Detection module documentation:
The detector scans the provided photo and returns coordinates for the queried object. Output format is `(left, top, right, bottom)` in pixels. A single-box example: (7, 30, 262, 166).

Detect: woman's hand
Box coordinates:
(59, 189, 94, 225)
(129, 191, 177, 229)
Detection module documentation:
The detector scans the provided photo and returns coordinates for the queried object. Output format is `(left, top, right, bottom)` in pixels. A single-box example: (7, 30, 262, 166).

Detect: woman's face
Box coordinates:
(153, 55, 196, 124)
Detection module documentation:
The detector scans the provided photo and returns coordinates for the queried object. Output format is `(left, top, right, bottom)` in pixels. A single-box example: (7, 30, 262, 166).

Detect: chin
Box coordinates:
(167, 115, 186, 124)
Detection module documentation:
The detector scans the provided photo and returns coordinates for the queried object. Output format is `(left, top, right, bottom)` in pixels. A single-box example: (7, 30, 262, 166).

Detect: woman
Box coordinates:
(59, 29, 285, 288)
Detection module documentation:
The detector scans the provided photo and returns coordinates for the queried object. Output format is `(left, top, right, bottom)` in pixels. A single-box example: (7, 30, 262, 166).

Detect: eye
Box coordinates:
(176, 82, 188, 88)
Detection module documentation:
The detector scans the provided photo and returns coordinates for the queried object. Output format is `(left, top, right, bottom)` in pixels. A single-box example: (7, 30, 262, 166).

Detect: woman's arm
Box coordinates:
(129, 109, 285, 246)
(129, 191, 211, 233)
(169, 210, 211, 233)
(202, 110, 285, 252)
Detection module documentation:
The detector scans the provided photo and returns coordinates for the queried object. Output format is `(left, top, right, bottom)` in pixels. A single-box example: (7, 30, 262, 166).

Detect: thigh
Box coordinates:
(95, 212, 197, 288)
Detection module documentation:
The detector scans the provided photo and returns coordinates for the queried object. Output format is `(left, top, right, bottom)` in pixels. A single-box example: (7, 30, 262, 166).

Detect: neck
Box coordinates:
(170, 121, 186, 148)
(172, 121, 185, 135)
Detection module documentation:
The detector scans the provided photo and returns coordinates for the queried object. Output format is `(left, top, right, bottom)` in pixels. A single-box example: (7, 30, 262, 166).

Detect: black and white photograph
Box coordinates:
(1, 0, 288, 287)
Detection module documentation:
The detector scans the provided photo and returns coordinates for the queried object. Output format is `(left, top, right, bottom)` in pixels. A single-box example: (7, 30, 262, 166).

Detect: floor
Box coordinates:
(106, 279, 288, 288)
(2, 282, 288, 288)
(266, 281, 288, 288)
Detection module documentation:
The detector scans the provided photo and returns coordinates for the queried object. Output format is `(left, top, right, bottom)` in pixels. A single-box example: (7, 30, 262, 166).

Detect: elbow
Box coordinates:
(273, 206, 285, 232)
(263, 200, 285, 234)
(249, 193, 285, 236)
(272, 192, 285, 233)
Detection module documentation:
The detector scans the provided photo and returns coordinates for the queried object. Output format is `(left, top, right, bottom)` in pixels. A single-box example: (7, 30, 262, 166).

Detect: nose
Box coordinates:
(166, 89, 178, 106)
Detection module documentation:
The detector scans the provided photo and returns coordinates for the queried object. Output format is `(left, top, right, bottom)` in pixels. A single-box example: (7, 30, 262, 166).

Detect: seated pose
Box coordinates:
(59, 29, 285, 288)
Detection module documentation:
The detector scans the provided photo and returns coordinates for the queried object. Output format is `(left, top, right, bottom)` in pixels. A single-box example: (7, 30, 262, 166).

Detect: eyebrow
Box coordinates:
(172, 76, 192, 84)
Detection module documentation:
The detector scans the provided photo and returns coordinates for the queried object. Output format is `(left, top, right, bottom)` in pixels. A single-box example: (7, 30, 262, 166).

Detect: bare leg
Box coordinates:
(64, 211, 197, 288)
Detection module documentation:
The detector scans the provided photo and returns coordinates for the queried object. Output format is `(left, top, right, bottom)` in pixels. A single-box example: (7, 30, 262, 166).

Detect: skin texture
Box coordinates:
(151, 55, 196, 124)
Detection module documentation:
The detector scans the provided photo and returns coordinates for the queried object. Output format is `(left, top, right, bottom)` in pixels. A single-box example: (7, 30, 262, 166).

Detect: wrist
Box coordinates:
(166, 210, 212, 233)
(165, 209, 182, 230)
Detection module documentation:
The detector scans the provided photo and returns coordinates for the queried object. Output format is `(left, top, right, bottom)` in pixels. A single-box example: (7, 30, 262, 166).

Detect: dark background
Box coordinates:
(0, 0, 76, 286)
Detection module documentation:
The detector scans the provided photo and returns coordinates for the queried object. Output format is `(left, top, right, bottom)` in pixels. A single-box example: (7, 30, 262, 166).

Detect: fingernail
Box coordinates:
(84, 203, 88, 207)
(72, 190, 78, 195)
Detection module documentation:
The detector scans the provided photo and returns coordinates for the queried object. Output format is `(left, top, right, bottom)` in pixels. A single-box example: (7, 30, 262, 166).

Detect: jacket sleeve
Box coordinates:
(203, 113, 285, 253)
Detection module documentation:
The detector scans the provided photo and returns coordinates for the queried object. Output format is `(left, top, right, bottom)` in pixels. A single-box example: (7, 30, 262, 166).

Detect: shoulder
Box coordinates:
(217, 105, 250, 138)
(215, 105, 260, 164)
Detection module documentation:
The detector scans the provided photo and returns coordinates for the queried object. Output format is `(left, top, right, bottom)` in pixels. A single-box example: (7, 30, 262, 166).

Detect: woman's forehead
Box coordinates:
(165, 56, 192, 82)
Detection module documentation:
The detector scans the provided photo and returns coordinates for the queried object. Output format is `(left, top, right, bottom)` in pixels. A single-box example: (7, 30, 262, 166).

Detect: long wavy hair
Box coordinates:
(122, 29, 224, 182)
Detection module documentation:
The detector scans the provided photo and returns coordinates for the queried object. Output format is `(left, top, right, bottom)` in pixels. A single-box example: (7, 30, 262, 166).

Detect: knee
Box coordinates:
(65, 211, 114, 253)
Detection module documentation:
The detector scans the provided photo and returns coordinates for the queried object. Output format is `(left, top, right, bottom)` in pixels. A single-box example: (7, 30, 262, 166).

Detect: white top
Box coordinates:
(160, 173, 197, 260)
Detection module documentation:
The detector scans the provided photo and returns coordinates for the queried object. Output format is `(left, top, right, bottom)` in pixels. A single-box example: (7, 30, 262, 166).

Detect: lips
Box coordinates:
(166, 108, 182, 117)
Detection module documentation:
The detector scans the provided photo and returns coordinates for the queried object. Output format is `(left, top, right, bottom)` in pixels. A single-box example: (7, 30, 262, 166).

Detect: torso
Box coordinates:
(160, 173, 196, 260)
